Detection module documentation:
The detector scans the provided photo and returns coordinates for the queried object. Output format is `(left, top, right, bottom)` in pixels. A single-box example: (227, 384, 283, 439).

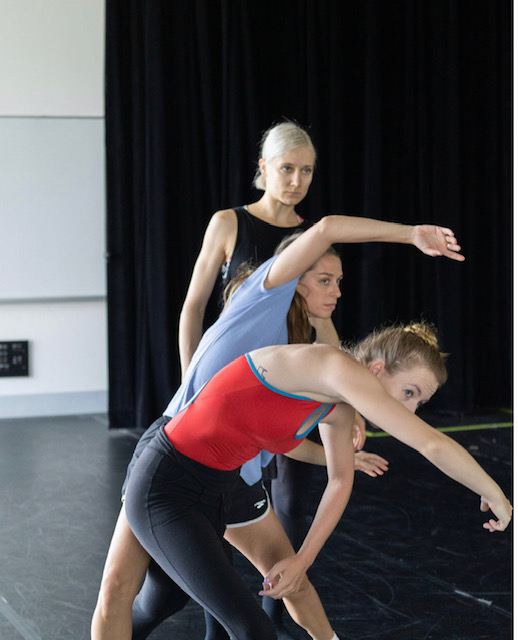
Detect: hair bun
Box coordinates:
(403, 322, 440, 350)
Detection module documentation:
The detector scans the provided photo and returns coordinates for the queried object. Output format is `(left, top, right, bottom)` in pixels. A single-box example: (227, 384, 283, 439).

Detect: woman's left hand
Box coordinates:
(354, 450, 389, 476)
(412, 225, 465, 261)
(259, 555, 309, 599)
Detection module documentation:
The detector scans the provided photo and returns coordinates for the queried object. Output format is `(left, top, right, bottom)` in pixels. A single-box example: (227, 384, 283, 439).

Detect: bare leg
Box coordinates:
(224, 510, 335, 640)
(91, 504, 151, 640)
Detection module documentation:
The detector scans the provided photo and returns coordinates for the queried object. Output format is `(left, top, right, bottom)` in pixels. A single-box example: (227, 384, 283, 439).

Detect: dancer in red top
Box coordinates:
(124, 330, 512, 640)
(165, 353, 335, 466)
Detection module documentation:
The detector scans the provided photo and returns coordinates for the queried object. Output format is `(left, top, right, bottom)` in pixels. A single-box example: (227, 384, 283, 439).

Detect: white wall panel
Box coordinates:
(0, 0, 104, 117)
(0, 117, 106, 300)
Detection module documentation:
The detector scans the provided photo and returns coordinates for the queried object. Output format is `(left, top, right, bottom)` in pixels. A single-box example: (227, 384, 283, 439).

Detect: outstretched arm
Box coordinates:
(318, 350, 512, 532)
(266, 215, 464, 289)
(253, 345, 511, 532)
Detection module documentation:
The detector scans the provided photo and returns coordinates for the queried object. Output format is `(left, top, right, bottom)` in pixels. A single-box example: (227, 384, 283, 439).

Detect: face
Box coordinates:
(295, 254, 343, 319)
(260, 146, 315, 206)
(372, 363, 439, 414)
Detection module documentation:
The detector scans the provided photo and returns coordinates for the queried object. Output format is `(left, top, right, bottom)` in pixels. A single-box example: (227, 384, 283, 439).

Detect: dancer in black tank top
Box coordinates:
(222, 205, 312, 287)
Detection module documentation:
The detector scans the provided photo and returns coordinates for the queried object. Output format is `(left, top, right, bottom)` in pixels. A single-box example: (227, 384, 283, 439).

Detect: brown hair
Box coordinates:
(345, 321, 448, 387)
(222, 230, 342, 345)
(273, 229, 340, 265)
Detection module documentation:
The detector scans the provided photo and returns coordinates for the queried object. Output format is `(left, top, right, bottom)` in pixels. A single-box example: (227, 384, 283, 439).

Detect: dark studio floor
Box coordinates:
(0, 411, 512, 640)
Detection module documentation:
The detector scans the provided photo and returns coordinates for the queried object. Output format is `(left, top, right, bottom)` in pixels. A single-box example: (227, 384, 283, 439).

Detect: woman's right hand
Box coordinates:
(480, 494, 513, 532)
(259, 555, 309, 599)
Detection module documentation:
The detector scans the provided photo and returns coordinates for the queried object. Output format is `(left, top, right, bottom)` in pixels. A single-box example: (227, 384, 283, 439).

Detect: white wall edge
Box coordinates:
(0, 390, 108, 419)
(0, 295, 107, 305)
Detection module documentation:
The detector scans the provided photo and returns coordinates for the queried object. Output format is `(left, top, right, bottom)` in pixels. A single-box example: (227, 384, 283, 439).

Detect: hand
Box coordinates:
(412, 225, 465, 262)
(480, 495, 513, 532)
(354, 450, 389, 477)
(352, 412, 366, 450)
(258, 555, 308, 600)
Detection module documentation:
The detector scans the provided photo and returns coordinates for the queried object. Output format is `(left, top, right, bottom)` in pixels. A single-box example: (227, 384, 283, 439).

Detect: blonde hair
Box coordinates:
(345, 321, 448, 387)
(253, 120, 317, 191)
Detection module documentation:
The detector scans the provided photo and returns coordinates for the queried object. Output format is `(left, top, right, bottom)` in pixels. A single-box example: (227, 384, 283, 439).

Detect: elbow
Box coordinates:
(180, 299, 205, 323)
(328, 468, 354, 498)
(307, 216, 342, 253)
(314, 215, 343, 241)
(418, 430, 449, 464)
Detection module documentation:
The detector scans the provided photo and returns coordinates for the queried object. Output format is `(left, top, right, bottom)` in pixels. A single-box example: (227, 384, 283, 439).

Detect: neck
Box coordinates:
(248, 193, 299, 226)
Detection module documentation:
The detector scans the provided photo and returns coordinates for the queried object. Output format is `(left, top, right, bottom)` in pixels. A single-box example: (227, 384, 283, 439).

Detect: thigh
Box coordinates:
(151, 508, 275, 640)
(126, 444, 275, 639)
(226, 478, 270, 527)
(225, 509, 295, 577)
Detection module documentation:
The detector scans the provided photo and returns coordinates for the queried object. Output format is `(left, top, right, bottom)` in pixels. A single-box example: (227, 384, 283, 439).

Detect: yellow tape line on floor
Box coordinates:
(365, 421, 513, 438)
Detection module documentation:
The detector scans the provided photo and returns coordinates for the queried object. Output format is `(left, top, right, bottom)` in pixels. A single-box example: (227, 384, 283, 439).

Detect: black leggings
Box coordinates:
(270, 454, 314, 551)
(124, 429, 276, 640)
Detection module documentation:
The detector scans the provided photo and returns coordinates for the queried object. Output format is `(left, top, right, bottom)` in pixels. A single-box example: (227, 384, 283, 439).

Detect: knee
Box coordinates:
(284, 573, 313, 603)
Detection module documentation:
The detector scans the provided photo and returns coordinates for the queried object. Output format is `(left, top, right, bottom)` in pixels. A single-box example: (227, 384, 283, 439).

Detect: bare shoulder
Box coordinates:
(255, 342, 341, 360)
(200, 209, 238, 259)
(257, 343, 352, 367)
(249, 343, 358, 402)
(212, 208, 238, 228)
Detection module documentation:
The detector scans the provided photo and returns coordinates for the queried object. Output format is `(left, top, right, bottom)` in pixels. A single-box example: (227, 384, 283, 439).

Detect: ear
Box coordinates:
(259, 158, 267, 176)
(295, 280, 308, 297)
(369, 361, 385, 377)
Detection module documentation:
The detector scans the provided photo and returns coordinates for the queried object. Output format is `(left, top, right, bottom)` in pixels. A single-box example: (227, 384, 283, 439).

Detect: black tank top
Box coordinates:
(222, 206, 313, 288)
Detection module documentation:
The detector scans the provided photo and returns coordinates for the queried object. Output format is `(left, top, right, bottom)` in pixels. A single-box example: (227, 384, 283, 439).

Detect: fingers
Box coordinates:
(441, 228, 466, 261)
(259, 576, 274, 596)
(443, 247, 465, 261)
(259, 576, 289, 599)
(415, 225, 466, 261)
(363, 467, 385, 477)
(355, 451, 389, 476)
(483, 519, 507, 533)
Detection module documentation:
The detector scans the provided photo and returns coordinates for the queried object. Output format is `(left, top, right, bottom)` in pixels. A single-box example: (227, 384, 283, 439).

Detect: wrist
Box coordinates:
(409, 224, 419, 245)
(294, 548, 315, 573)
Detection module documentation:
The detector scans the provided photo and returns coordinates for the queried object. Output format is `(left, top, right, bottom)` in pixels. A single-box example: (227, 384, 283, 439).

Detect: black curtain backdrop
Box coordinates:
(105, 0, 512, 430)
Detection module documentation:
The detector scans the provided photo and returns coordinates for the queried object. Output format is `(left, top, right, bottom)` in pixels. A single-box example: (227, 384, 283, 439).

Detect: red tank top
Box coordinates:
(165, 353, 335, 470)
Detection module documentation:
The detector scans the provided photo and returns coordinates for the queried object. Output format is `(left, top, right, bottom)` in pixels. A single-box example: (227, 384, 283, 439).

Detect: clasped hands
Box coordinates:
(259, 554, 309, 599)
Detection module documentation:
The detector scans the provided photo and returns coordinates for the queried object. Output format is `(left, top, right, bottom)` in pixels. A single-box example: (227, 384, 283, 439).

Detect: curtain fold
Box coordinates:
(106, 0, 512, 429)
